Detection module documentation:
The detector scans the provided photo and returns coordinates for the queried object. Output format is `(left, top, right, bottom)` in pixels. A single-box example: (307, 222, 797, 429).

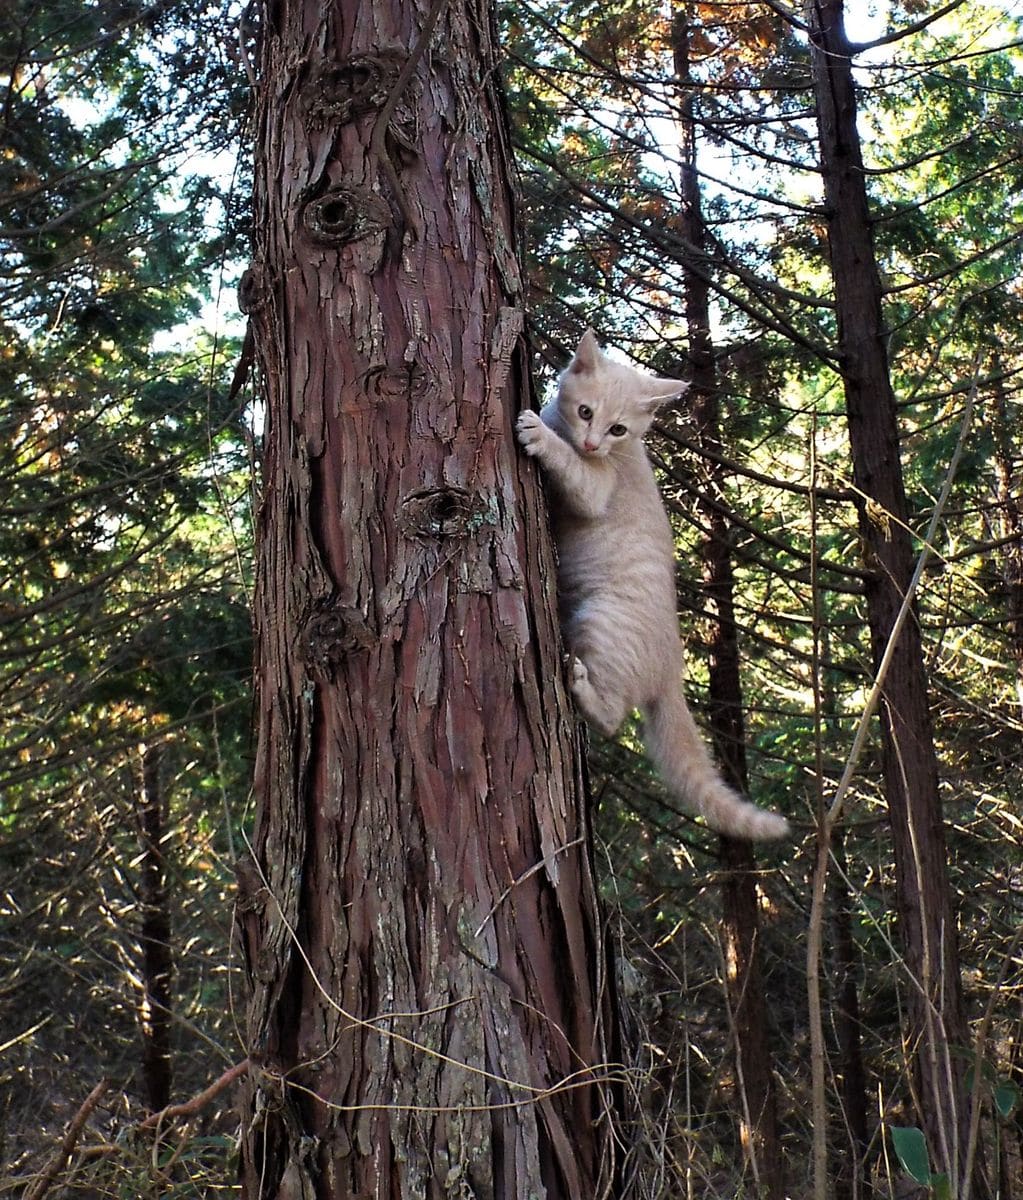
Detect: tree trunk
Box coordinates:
(817, 628, 870, 1200)
(237, 1, 620, 1196)
(831, 830, 869, 1200)
(135, 740, 173, 1113)
(806, 0, 971, 1185)
(989, 365, 1023, 715)
(672, 12, 782, 1197)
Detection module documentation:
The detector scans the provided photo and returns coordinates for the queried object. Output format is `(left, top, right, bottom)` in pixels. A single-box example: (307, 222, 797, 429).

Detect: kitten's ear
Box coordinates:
(568, 328, 603, 375)
(638, 375, 689, 411)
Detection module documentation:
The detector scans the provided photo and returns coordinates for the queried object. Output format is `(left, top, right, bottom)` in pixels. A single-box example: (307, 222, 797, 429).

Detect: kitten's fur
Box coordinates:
(517, 330, 789, 841)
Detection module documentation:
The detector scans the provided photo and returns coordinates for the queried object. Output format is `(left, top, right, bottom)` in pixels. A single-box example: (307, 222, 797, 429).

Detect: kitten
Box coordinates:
(516, 330, 789, 841)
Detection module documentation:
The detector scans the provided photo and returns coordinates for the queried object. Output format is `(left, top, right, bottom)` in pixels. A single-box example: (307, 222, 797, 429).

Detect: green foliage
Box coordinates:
(0, 0, 251, 1190)
(890, 1126, 952, 1198)
(966, 1055, 1022, 1120)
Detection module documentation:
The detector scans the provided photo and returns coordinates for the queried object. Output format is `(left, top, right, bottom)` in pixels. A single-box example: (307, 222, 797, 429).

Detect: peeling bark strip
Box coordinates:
(240, 1, 621, 1197)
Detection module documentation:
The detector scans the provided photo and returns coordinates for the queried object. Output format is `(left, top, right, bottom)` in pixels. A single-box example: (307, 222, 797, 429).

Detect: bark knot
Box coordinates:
(362, 362, 432, 403)
(235, 851, 269, 913)
(399, 487, 493, 541)
(302, 53, 404, 128)
(301, 604, 375, 677)
(301, 185, 392, 246)
(238, 264, 272, 314)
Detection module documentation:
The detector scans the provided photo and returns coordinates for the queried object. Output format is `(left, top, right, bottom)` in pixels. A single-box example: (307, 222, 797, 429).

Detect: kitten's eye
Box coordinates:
(578, 404, 593, 420)
(609, 424, 628, 437)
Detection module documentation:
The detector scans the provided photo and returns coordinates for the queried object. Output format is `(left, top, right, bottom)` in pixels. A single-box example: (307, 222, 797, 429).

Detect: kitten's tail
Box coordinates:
(644, 691, 789, 841)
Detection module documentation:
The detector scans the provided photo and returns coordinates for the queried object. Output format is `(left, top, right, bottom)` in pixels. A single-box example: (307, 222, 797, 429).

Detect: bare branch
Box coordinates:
(846, 0, 971, 53)
(140, 1059, 250, 1129)
(24, 1079, 111, 1200)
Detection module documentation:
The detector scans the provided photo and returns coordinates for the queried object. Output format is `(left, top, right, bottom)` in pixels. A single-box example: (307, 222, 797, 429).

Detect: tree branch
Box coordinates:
(24, 1079, 110, 1200)
(846, 0, 970, 53)
(140, 1059, 250, 1129)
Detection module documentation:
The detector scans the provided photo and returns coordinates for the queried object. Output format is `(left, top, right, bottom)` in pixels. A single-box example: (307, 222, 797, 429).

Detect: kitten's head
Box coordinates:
(555, 330, 687, 458)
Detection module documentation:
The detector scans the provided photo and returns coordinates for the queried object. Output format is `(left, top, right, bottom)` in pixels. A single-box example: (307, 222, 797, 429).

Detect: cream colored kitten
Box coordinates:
(517, 330, 789, 841)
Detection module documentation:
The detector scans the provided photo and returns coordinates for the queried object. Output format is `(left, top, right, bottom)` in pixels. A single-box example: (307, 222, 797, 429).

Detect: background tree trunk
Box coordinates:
(672, 12, 783, 1197)
(831, 830, 869, 1200)
(806, 0, 972, 1184)
(135, 740, 173, 1114)
(237, 1, 621, 1196)
(990, 366, 1023, 715)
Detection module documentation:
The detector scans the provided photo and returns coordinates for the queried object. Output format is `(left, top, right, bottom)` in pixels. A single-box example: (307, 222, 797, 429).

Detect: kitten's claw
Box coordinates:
(567, 656, 623, 737)
(569, 657, 589, 692)
(516, 409, 546, 456)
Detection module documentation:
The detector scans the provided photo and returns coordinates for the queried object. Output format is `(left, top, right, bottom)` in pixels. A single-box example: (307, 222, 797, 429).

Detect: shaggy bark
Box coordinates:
(237, 1, 621, 1196)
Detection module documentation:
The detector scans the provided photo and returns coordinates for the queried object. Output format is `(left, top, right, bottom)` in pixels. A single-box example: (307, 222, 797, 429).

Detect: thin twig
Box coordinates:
(474, 836, 584, 936)
(807, 404, 830, 1200)
(139, 1059, 250, 1130)
(24, 1078, 110, 1200)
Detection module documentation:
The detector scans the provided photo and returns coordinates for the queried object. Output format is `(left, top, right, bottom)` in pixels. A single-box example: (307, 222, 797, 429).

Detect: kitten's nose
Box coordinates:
(583, 439, 599, 452)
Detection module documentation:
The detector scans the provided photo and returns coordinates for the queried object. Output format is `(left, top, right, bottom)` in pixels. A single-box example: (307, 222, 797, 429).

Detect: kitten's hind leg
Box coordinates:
(569, 657, 627, 738)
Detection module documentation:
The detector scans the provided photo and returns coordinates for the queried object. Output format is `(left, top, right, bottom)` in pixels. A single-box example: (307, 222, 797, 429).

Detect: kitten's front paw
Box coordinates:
(516, 410, 548, 457)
